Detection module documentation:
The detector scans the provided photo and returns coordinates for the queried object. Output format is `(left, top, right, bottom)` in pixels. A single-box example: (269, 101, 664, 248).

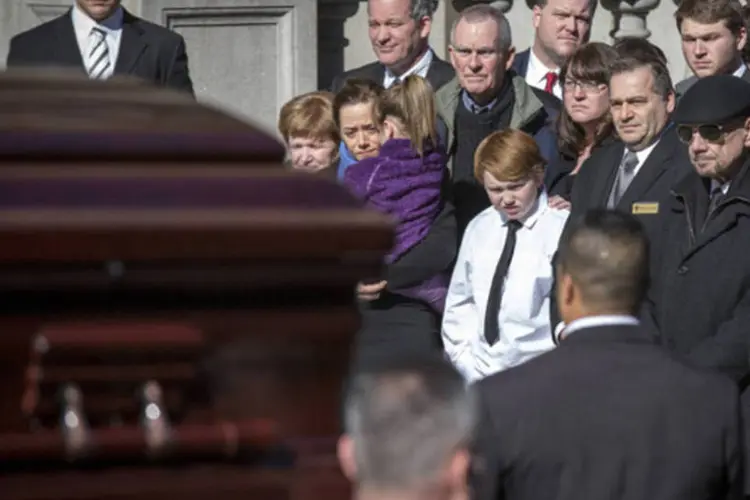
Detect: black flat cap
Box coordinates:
(673, 74, 750, 125)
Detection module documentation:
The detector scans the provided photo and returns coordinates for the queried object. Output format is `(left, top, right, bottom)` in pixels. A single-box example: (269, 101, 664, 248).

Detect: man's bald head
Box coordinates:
(557, 210, 649, 316)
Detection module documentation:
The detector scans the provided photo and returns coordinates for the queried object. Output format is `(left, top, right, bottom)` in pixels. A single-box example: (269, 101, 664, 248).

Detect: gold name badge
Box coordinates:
(632, 202, 659, 215)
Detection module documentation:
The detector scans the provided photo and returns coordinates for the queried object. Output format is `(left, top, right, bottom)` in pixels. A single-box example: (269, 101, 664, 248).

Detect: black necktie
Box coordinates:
(484, 220, 522, 345)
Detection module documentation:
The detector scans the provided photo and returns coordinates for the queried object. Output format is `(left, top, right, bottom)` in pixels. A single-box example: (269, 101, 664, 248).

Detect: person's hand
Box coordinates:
(357, 280, 387, 301)
(548, 195, 571, 211)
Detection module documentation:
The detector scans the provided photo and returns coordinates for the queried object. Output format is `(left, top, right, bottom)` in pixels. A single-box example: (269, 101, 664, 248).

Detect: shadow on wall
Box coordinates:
(318, 1, 362, 90)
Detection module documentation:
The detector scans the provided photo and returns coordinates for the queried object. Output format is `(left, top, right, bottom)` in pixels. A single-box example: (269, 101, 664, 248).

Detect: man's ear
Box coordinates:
(337, 434, 358, 481)
(560, 272, 576, 308)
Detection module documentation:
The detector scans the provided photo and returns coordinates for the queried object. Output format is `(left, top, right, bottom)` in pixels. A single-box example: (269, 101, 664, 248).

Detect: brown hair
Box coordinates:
(474, 129, 545, 183)
(332, 78, 385, 129)
(381, 75, 438, 156)
(613, 37, 668, 67)
(278, 91, 339, 144)
(675, 0, 745, 36)
(610, 55, 674, 99)
(557, 42, 617, 158)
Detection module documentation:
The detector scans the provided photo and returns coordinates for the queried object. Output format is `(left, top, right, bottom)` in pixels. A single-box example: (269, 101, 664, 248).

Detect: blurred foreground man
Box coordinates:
(472, 210, 742, 500)
(339, 356, 475, 500)
(7, 0, 194, 94)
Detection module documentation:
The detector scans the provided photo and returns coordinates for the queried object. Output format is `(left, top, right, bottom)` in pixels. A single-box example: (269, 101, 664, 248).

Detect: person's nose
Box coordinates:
(693, 40, 707, 57)
(573, 85, 586, 100)
(562, 16, 576, 34)
(468, 53, 482, 72)
(356, 132, 370, 150)
(619, 103, 634, 122)
(376, 26, 390, 44)
(690, 132, 709, 153)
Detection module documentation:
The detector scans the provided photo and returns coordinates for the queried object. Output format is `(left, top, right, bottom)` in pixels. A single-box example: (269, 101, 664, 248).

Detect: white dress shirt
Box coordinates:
(733, 64, 747, 79)
(525, 49, 562, 100)
(442, 191, 569, 383)
(383, 48, 433, 89)
(561, 315, 640, 340)
(72, 2, 124, 79)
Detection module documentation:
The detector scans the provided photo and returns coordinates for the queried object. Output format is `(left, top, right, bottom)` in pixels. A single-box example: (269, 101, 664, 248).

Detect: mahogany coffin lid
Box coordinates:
(0, 74, 392, 499)
(0, 69, 285, 163)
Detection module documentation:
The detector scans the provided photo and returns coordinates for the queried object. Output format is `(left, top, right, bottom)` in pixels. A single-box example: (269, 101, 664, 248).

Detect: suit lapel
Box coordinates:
(616, 128, 677, 210)
(114, 11, 147, 75)
(54, 11, 86, 71)
(742, 67, 750, 84)
(594, 143, 623, 206)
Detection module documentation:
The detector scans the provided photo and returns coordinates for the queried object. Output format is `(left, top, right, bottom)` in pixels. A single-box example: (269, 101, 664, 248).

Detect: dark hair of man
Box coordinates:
(609, 54, 674, 100)
(557, 42, 617, 157)
(557, 209, 649, 315)
(613, 37, 668, 68)
(343, 354, 475, 489)
(332, 78, 385, 129)
(675, 0, 745, 37)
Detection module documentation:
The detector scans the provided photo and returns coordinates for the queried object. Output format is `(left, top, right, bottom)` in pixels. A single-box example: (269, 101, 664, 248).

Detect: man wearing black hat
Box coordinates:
(644, 73, 750, 496)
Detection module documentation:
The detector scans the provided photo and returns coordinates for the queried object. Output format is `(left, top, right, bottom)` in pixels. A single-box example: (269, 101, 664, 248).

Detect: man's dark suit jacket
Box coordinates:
(511, 48, 531, 78)
(566, 125, 691, 243)
(6, 8, 194, 95)
(329, 53, 455, 93)
(472, 323, 743, 500)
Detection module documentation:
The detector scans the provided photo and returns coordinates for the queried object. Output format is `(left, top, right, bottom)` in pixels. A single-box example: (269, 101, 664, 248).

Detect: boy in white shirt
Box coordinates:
(442, 129, 569, 382)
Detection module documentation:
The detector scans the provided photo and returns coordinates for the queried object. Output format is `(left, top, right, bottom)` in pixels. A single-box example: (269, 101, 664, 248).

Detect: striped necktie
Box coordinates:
(87, 27, 111, 80)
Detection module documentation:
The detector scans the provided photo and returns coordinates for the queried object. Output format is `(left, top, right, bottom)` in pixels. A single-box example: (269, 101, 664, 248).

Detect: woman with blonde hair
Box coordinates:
(343, 74, 450, 312)
(277, 91, 339, 176)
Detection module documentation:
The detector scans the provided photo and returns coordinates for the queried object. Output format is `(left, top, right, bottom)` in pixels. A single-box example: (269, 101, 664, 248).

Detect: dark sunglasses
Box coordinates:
(676, 123, 737, 144)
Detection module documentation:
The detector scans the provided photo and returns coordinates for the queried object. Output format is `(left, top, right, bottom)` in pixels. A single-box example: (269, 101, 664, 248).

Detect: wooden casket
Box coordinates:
(0, 71, 393, 499)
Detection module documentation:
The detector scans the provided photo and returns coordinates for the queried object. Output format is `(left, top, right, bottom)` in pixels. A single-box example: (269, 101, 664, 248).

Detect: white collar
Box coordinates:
(711, 179, 731, 195)
(562, 315, 639, 340)
(527, 48, 560, 86)
(733, 64, 747, 78)
(497, 190, 549, 230)
(383, 48, 433, 88)
(625, 139, 659, 166)
(72, 2, 124, 34)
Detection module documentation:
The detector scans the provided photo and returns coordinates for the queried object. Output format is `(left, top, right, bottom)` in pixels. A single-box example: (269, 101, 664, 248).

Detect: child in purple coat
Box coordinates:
(343, 75, 451, 312)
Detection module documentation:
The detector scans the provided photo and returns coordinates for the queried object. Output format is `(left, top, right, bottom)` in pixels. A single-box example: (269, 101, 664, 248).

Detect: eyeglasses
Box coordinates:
(562, 79, 607, 94)
(676, 123, 738, 144)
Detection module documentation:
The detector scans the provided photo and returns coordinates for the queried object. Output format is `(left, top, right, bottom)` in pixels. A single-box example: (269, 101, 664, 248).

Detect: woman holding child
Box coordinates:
(333, 76, 456, 363)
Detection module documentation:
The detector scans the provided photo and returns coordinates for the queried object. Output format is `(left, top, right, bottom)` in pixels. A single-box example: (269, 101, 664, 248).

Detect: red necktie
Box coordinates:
(544, 72, 558, 93)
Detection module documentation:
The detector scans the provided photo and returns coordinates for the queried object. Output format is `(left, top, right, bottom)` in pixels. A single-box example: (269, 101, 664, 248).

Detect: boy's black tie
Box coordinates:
(484, 220, 522, 345)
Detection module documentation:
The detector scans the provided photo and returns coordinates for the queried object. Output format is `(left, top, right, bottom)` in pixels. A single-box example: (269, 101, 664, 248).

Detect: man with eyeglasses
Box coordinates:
(436, 4, 560, 236)
(644, 74, 750, 496)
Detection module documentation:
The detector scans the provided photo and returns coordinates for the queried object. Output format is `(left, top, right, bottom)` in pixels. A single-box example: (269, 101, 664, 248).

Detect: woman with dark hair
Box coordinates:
(546, 42, 617, 205)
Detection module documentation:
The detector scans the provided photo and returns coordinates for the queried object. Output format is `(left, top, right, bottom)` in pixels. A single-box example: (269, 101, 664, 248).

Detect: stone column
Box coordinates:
(318, 0, 361, 90)
(603, 0, 661, 40)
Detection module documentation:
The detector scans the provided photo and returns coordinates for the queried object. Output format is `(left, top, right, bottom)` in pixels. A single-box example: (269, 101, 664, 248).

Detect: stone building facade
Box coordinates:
(0, 0, 691, 134)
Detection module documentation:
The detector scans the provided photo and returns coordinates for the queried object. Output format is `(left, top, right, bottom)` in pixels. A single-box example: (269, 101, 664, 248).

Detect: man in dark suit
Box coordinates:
(6, 0, 193, 95)
(674, 0, 749, 98)
(645, 74, 750, 498)
(567, 49, 691, 248)
(329, 0, 454, 93)
(472, 209, 743, 500)
(512, 0, 596, 100)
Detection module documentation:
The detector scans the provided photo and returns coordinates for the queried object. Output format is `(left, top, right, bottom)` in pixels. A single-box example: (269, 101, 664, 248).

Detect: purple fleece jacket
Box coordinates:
(343, 138, 449, 312)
